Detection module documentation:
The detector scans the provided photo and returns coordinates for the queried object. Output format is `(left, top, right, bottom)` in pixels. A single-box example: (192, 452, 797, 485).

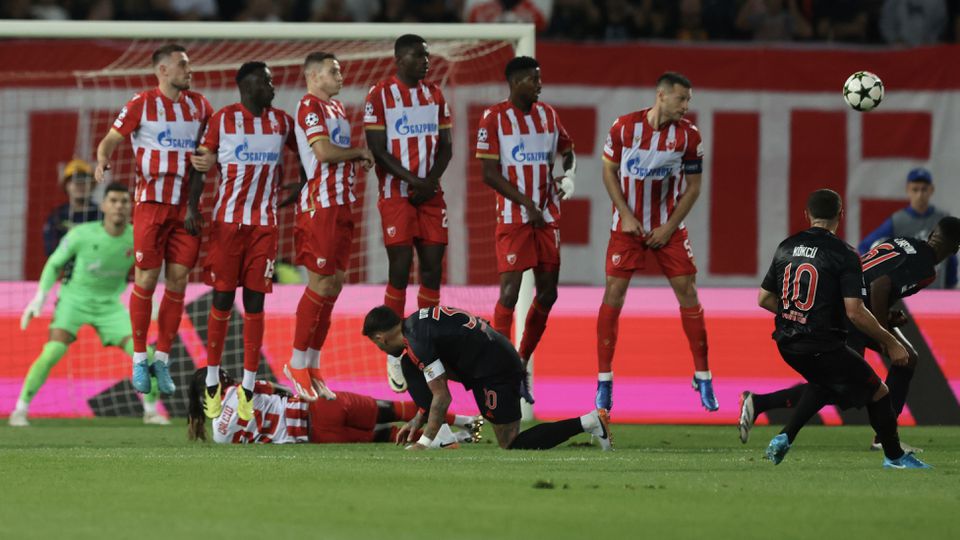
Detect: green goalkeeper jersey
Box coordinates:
(40, 221, 134, 305)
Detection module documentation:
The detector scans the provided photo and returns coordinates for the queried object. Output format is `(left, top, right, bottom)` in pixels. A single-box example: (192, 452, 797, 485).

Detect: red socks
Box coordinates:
(129, 284, 154, 353)
(384, 284, 406, 317)
(597, 303, 622, 373)
(493, 301, 514, 338)
(206, 306, 231, 367)
(391, 401, 418, 422)
(243, 311, 265, 373)
(293, 288, 323, 352)
(680, 304, 709, 371)
(417, 285, 440, 310)
(156, 289, 184, 353)
(310, 293, 338, 351)
(518, 300, 550, 361)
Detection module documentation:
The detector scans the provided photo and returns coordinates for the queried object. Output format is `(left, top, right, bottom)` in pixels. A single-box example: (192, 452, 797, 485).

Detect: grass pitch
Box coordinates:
(0, 420, 957, 540)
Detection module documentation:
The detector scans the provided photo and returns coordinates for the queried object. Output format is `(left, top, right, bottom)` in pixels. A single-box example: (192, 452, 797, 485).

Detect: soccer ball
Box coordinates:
(843, 71, 884, 112)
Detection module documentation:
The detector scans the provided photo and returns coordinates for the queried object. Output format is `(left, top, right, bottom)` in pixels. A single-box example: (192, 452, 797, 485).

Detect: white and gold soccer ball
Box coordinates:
(843, 71, 884, 112)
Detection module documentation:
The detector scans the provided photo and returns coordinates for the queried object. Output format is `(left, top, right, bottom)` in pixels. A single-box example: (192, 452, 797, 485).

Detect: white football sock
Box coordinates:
(579, 411, 599, 433)
(142, 398, 158, 415)
(132, 351, 149, 366)
(290, 349, 308, 369)
(598, 371, 613, 382)
(154, 351, 170, 365)
(242, 370, 256, 392)
(694, 370, 712, 380)
(307, 348, 321, 370)
(205, 365, 220, 387)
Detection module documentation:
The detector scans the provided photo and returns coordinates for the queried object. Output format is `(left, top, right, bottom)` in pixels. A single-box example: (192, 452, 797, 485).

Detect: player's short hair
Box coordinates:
(657, 71, 692, 90)
(304, 51, 337, 70)
(362, 305, 402, 337)
(152, 44, 187, 66)
(103, 182, 130, 197)
(935, 216, 960, 246)
(236, 61, 268, 85)
(395, 34, 426, 57)
(806, 189, 842, 221)
(505, 56, 540, 82)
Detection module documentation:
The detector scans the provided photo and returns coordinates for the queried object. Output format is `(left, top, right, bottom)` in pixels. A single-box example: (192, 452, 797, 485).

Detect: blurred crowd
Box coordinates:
(4, 0, 960, 46)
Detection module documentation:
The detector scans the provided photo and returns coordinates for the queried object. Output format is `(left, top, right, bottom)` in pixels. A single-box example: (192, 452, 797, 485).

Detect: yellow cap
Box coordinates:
(62, 158, 93, 184)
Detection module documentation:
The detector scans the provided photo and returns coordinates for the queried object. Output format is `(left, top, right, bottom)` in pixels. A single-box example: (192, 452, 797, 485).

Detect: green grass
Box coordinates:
(0, 421, 957, 540)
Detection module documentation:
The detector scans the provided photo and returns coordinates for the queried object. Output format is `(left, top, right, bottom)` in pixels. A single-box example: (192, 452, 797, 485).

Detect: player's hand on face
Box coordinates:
(94, 160, 110, 183)
(644, 225, 674, 248)
(190, 151, 215, 173)
(619, 213, 645, 237)
(885, 340, 910, 366)
(184, 207, 204, 237)
(888, 309, 908, 328)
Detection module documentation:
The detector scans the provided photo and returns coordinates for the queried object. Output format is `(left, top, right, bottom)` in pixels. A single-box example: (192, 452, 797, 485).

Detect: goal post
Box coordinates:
(0, 21, 539, 420)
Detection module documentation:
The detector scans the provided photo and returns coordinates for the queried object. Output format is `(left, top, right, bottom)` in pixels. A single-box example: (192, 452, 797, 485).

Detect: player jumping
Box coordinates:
(94, 44, 213, 395)
(186, 61, 297, 422)
(476, 56, 576, 404)
(596, 72, 717, 413)
(284, 51, 374, 401)
(12, 183, 167, 426)
(757, 189, 929, 469)
(364, 34, 453, 393)
(362, 305, 613, 451)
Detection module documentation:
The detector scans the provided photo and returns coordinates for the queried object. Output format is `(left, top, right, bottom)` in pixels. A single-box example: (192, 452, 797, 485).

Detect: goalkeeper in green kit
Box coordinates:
(9, 182, 168, 427)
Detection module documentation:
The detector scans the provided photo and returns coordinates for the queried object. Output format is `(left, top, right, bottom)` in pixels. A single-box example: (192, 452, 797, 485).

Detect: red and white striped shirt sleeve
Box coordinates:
(475, 108, 500, 159)
(682, 124, 704, 174)
(198, 109, 223, 154)
(111, 93, 145, 137)
(298, 99, 327, 145)
(435, 85, 452, 129)
(602, 118, 623, 164)
(363, 84, 386, 130)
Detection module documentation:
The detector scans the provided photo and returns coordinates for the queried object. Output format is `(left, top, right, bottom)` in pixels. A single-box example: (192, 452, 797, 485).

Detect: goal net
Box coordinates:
(0, 22, 532, 420)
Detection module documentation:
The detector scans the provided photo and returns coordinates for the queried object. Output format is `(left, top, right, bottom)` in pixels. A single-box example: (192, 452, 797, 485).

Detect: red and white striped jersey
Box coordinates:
(294, 94, 357, 211)
(475, 100, 573, 225)
(199, 103, 296, 226)
(111, 88, 212, 206)
(602, 108, 704, 232)
(363, 76, 452, 200)
(212, 385, 309, 445)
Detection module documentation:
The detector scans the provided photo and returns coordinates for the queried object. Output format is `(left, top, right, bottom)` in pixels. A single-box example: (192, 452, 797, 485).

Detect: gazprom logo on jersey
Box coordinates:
(510, 141, 551, 163)
(157, 126, 195, 150)
(625, 157, 671, 177)
(394, 111, 437, 136)
(330, 125, 350, 146)
(234, 138, 280, 163)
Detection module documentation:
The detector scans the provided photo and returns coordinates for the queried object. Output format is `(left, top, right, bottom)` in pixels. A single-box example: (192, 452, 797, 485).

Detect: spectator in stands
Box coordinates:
(416, 0, 462, 22)
(372, 0, 419, 22)
(311, 0, 377, 21)
(43, 159, 101, 257)
(310, 0, 353, 21)
(700, 0, 739, 40)
(467, 0, 548, 33)
(600, 0, 671, 40)
(735, 0, 813, 41)
(234, 0, 284, 21)
(812, 0, 871, 42)
(29, 0, 70, 19)
(858, 167, 958, 289)
(880, 0, 948, 46)
(165, 0, 220, 20)
(675, 0, 709, 41)
(547, 0, 602, 39)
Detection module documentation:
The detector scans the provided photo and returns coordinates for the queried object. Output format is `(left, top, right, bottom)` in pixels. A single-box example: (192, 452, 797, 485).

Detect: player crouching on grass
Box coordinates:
(362, 305, 613, 451)
(13, 183, 167, 427)
(186, 369, 482, 446)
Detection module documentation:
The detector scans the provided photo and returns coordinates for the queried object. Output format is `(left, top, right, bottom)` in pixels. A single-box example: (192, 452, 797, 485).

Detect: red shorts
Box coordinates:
(294, 205, 354, 275)
(202, 221, 278, 293)
(307, 391, 380, 443)
(377, 193, 448, 247)
(605, 227, 697, 279)
(132, 202, 200, 270)
(495, 222, 560, 274)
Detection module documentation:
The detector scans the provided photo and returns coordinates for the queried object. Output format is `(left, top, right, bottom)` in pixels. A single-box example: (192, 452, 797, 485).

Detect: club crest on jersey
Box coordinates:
(511, 141, 551, 163)
(394, 112, 437, 136)
(386, 226, 397, 238)
(611, 253, 622, 266)
(665, 139, 676, 151)
(157, 126, 196, 150)
(364, 102, 376, 120)
(135, 251, 143, 263)
(270, 119, 280, 132)
(316, 257, 326, 269)
(506, 253, 517, 265)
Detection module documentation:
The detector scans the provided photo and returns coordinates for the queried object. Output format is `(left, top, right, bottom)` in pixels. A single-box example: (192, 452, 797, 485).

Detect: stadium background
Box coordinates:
(0, 23, 958, 424)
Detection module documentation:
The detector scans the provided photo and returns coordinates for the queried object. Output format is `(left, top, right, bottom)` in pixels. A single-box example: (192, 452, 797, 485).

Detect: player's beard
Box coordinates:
(173, 78, 191, 91)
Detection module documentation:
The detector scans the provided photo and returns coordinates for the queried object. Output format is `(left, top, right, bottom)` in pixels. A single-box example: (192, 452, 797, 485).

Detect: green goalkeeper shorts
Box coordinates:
(50, 294, 131, 347)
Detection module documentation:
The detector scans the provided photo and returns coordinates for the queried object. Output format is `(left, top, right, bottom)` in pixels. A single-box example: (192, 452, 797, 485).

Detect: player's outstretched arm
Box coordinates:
(95, 129, 125, 183)
(480, 158, 544, 227)
(844, 297, 908, 365)
(365, 128, 434, 192)
(22, 230, 79, 330)
(601, 158, 643, 236)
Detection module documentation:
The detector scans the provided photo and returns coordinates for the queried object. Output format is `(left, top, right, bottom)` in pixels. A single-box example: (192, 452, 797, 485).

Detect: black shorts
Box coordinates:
(471, 374, 522, 425)
(778, 343, 883, 410)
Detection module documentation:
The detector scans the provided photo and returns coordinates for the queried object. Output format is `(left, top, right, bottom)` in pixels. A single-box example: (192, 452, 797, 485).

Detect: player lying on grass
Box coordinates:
(362, 305, 613, 451)
(739, 216, 960, 452)
(12, 183, 167, 427)
(186, 368, 482, 446)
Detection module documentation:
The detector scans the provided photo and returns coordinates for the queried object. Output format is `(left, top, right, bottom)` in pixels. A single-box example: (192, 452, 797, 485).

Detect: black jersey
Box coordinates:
(761, 227, 866, 351)
(861, 236, 937, 305)
(402, 306, 524, 388)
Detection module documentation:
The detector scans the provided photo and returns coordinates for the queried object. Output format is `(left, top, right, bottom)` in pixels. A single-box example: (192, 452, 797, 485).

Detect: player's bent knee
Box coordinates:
(872, 382, 890, 401)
